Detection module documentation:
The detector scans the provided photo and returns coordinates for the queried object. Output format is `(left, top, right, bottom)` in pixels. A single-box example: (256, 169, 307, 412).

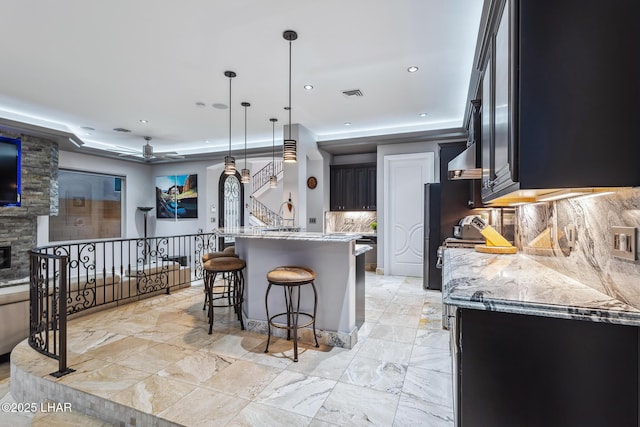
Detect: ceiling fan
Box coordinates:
(117, 136, 184, 162)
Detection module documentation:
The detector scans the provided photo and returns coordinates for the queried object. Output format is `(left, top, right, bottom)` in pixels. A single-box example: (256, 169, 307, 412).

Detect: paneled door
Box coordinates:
(384, 153, 435, 276)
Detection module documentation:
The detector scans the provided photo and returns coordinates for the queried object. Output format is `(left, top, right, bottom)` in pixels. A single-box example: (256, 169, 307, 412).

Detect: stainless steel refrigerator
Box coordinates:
(423, 142, 475, 290)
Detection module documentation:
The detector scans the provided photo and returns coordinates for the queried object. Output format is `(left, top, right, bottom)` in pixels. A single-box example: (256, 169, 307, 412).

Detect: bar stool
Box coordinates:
(201, 251, 238, 310)
(264, 266, 319, 362)
(223, 246, 235, 255)
(203, 256, 245, 334)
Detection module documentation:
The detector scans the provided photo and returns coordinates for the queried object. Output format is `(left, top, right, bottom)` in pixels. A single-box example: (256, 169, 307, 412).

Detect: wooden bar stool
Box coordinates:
(201, 251, 238, 310)
(203, 256, 245, 334)
(264, 266, 319, 362)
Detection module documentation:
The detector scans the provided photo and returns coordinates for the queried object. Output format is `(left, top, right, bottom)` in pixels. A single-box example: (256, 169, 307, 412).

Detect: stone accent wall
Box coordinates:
(0, 131, 58, 283)
(516, 187, 640, 308)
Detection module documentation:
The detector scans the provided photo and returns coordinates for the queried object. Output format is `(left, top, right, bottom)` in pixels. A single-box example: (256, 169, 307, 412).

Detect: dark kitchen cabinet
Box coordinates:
(330, 163, 376, 211)
(477, 0, 639, 205)
(455, 308, 638, 427)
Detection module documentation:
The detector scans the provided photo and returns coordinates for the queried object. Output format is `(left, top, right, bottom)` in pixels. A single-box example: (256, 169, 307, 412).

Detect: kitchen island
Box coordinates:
(443, 249, 639, 427)
(213, 228, 371, 348)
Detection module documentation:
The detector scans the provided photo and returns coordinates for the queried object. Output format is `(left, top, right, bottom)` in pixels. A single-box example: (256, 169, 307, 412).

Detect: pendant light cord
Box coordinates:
(272, 120, 275, 164)
(244, 105, 247, 168)
(228, 77, 232, 157)
(288, 39, 292, 140)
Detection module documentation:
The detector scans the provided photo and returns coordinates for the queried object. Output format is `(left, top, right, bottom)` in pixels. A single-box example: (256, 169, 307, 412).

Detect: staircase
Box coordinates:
(252, 160, 283, 196)
(249, 160, 283, 227)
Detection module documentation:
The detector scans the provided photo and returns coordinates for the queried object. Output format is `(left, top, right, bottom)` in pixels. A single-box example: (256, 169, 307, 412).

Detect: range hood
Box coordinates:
(448, 143, 482, 180)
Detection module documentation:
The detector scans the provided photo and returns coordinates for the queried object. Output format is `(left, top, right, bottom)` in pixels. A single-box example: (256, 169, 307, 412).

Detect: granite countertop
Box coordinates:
(354, 244, 373, 256)
(442, 248, 640, 327)
(212, 227, 362, 242)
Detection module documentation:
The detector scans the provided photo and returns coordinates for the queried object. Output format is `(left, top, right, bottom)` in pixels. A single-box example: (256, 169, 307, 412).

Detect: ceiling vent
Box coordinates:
(342, 89, 364, 97)
(112, 127, 131, 133)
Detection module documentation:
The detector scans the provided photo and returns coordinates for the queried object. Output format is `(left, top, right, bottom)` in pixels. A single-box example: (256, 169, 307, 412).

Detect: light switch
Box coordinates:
(612, 226, 636, 260)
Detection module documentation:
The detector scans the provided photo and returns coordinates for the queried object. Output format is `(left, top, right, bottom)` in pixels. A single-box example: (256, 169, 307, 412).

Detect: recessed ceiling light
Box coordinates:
(139, 119, 149, 124)
(419, 112, 428, 117)
(213, 103, 228, 109)
(304, 85, 314, 90)
(407, 66, 419, 73)
(344, 122, 352, 126)
(204, 140, 210, 144)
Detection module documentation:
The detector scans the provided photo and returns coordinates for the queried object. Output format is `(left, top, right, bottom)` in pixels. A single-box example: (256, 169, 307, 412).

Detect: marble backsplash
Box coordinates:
(516, 187, 640, 308)
(325, 211, 377, 234)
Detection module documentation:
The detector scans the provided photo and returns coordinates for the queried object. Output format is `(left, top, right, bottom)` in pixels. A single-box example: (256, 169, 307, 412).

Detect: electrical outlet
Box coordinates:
(566, 224, 577, 249)
(612, 226, 636, 260)
(309, 217, 316, 224)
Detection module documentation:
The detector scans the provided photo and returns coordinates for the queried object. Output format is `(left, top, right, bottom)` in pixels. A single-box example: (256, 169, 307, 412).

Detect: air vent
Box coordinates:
(113, 127, 131, 133)
(342, 89, 364, 97)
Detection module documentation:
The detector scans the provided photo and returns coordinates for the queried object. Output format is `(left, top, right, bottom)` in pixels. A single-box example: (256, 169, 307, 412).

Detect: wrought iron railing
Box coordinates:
(250, 197, 283, 227)
(252, 160, 282, 193)
(28, 232, 218, 376)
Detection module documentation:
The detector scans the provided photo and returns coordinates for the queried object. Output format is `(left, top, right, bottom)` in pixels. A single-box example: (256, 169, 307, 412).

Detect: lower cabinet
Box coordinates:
(454, 308, 638, 427)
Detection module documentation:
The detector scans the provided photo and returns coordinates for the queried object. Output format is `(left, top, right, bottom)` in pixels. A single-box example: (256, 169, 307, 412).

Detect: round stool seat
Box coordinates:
(223, 246, 236, 254)
(202, 251, 238, 263)
(204, 256, 246, 273)
(266, 266, 316, 284)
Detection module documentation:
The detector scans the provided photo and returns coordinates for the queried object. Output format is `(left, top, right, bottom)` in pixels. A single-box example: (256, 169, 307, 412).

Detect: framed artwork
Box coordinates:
(155, 174, 198, 219)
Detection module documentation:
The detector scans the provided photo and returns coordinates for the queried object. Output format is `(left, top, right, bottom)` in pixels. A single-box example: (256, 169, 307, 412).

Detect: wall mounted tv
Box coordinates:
(0, 136, 21, 207)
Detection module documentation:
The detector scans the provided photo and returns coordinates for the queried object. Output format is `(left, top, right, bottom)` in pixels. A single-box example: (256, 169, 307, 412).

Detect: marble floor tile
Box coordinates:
(408, 346, 452, 374)
(378, 312, 420, 329)
(394, 394, 454, 427)
(81, 336, 156, 362)
(402, 366, 453, 409)
(158, 351, 235, 385)
(315, 382, 399, 427)
(368, 324, 417, 344)
(286, 345, 356, 380)
(203, 359, 281, 400)
(255, 371, 336, 417)
(117, 342, 195, 374)
(110, 374, 196, 414)
(159, 387, 249, 427)
(227, 401, 313, 427)
(413, 329, 450, 350)
(56, 363, 150, 399)
(356, 337, 413, 365)
(5, 272, 456, 426)
(340, 356, 407, 394)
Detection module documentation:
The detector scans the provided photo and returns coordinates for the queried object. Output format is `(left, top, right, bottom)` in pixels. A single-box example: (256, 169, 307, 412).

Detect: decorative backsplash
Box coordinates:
(325, 211, 377, 234)
(516, 187, 640, 307)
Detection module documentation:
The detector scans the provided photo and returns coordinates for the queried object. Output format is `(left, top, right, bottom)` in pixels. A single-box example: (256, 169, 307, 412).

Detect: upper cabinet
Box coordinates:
(478, 0, 639, 205)
(330, 163, 376, 211)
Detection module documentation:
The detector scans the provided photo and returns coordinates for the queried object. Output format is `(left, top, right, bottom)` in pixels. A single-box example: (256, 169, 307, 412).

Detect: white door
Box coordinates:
(384, 153, 435, 276)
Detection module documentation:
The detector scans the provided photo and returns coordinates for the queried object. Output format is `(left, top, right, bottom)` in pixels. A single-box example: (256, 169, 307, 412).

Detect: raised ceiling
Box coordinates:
(0, 0, 483, 160)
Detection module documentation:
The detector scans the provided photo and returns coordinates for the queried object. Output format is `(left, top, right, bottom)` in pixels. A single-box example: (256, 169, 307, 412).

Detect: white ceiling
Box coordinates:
(0, 0, 483, 160)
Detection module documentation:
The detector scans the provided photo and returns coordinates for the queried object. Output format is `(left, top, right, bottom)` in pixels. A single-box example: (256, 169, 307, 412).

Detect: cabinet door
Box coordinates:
(330, 167, 344, 210)
(481, 47, 493, 197)
(366, 166, 376, 210)
(354, 166, 369, 210)
(492, 0, 517, 193)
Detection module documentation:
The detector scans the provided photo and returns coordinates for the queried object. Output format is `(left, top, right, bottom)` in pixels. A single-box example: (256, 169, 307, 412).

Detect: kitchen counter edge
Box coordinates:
(442, 248, 640, 327)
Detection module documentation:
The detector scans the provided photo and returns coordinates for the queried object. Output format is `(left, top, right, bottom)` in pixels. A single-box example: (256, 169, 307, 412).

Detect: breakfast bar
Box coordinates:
(213, 228, 371, 348)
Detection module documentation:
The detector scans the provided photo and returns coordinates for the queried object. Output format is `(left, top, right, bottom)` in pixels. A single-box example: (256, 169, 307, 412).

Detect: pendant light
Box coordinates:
(269, 118, 278, 188)
(282, 30, 297, 163)
(240, 101, 251, 184)
(224, 70, 236, 175)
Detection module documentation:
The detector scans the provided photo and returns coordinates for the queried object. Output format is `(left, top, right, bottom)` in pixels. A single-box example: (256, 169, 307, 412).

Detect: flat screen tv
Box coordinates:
(0, 137, 21, 206)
